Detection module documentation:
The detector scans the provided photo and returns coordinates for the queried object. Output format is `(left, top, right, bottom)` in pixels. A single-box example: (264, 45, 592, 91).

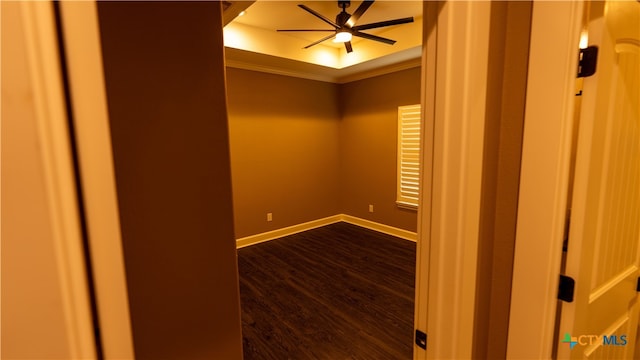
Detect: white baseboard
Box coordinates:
(236, 215, 342, 248)
(236, 214, 417, 248)
(340, 214, 418, 242)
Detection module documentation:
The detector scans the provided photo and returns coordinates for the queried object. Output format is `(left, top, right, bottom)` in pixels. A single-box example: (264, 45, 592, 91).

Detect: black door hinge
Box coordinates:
(636, 277, 640, 292)
(577, 46, 598, 78)
(558, 275, 575, 302)
(415, 329, 427, 350)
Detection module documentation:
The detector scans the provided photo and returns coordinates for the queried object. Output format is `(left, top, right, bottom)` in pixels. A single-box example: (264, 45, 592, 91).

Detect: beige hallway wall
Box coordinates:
(97, 2, 243, 358)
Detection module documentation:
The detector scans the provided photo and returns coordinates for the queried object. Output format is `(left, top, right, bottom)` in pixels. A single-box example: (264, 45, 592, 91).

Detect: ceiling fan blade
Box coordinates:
(303, 33, 337, 49)
(345, 41, 353, 53)
(298, 4, 339, 29)
(352, 30, 396, 45)
(346, 0, 374, 27)
(277, 29, 336, 32)
(352, 17, 414, 31)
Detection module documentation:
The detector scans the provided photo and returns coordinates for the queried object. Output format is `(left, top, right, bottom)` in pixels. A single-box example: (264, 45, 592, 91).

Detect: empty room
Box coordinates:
(224, 1, 423, 357)
(10, 0, 637, 359)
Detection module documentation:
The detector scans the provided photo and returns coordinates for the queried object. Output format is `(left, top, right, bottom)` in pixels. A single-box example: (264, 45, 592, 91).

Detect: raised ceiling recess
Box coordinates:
(223, 0, 423, 83)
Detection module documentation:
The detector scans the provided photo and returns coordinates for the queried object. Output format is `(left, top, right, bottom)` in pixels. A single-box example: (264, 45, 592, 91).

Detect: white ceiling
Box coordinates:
(223, 0, 423, 83)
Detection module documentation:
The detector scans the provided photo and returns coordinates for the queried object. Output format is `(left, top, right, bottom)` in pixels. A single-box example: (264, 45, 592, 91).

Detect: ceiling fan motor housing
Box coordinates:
(336, 11, 351, 28)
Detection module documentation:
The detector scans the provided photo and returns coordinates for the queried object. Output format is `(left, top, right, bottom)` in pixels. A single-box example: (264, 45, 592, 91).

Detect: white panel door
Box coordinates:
(557, 1, 640, 359)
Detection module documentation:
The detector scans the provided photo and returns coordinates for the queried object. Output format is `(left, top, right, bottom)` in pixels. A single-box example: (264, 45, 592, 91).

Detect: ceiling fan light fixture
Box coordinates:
(334, 30, 352, 43)
(278, 1, 413, 51)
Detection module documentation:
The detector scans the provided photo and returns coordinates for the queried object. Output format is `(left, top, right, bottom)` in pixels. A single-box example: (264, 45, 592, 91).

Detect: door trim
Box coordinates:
(58, 2, 135, 358)
(6, 1, 97, 357)
(414, 1, 492, 358)
(507, 1, 583, 358)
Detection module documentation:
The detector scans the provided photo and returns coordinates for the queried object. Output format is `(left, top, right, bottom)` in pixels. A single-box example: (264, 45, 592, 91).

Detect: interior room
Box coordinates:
(223, 1, 423, 356)
(224, 0, 423, 240)
(5, 0, 639, 359)
(225, 65, 421, 238)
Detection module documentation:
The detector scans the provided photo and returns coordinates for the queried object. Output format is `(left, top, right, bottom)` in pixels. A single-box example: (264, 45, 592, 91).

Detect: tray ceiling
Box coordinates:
(223, 0, 423, 83)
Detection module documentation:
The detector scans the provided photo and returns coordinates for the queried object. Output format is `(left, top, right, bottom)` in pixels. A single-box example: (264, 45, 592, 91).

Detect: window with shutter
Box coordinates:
(397, 104, 421, 209)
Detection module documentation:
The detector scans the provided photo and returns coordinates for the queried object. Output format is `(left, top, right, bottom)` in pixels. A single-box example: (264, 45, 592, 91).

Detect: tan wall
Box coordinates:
(339, 68, 421, 232)
(1, 3, 75, 358)
(97, 2, 243, 359)
(226, 68, 341, 238)
(226, 67, 421, 238)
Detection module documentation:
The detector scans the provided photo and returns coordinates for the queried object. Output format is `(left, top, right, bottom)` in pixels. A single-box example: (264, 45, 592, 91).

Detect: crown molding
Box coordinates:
(336, 57, 421, 84)
(224, 46, 421, 84)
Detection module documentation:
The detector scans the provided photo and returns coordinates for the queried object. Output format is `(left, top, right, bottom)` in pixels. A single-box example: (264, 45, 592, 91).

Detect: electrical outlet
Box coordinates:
(369, 204, 374, 213)
(267, 213, 273, 222)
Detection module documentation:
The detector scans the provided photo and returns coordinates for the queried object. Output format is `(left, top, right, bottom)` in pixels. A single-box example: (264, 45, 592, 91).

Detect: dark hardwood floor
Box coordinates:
(237, 222, 416, 359)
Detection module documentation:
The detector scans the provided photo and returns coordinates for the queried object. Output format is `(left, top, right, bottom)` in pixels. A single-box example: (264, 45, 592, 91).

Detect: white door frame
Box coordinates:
(57, 2, 135, 359)
(6, 1, 133, 358)
(38, 0, 498, 358)
(507, 1, 584, 359)
(414, 1, 492, 358)
(3, 2, 96, 357)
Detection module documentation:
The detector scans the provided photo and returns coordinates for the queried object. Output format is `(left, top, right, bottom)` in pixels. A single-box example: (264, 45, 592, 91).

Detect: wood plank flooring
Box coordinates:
(237, 222, 416, 359)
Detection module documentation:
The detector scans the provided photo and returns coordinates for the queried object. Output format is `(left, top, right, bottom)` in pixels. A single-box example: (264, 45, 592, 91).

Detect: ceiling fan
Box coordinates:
(277, 0, 414, 53)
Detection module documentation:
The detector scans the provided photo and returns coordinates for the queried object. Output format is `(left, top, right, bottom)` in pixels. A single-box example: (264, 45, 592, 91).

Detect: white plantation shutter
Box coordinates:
(397, 104, 421, 208)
